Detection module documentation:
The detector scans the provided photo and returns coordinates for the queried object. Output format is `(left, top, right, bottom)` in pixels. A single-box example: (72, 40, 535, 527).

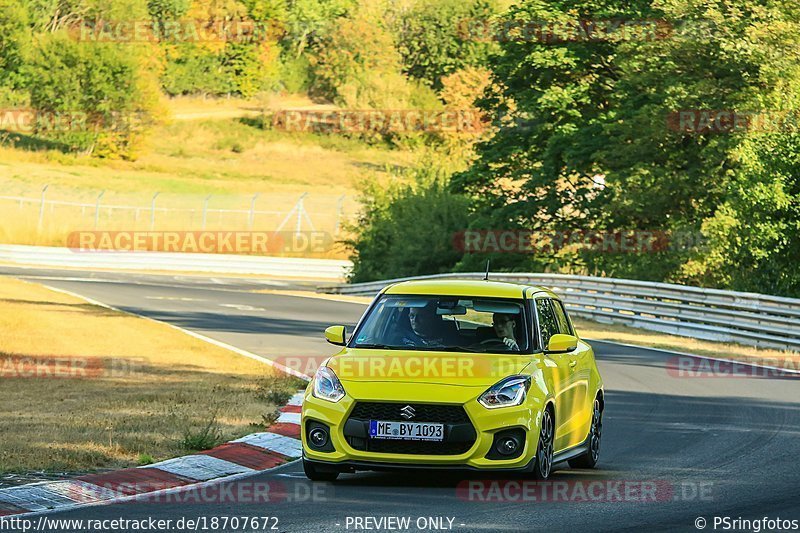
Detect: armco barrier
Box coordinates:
(0, 244, 351, 281)
(319, 273, 800, 351)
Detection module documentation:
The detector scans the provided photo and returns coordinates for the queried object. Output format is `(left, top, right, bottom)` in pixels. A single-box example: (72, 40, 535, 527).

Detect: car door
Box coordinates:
(551, 298, 592, 448)
(534, 298, 574, 453)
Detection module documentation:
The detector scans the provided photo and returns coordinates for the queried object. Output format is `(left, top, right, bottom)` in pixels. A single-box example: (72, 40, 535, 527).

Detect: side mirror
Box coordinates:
(546, 333, 578, 354)
(324, 325, 346, 346)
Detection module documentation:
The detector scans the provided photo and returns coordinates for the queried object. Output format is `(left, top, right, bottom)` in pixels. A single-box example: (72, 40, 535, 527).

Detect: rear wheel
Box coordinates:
(303, 458, 340, 482)
(569, 398, 603, 469)
(531, 407, 554, 479)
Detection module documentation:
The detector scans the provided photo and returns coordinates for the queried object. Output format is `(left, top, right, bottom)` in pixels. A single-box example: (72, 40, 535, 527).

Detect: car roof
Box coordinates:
(382, 279, 559, 299)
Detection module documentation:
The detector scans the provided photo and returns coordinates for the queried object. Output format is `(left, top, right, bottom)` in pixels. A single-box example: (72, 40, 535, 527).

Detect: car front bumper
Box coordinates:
(301, 384, 546, 471)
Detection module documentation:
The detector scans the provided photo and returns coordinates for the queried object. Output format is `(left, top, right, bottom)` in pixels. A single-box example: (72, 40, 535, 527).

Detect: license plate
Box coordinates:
(369, 420, 444, 441)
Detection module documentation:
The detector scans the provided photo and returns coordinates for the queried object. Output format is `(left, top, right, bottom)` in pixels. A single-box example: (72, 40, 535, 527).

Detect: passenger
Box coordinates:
(493, 313, 520, 350)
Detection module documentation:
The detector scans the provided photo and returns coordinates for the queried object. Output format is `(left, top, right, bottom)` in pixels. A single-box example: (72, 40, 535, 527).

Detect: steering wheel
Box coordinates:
(477, 338, 509, 348)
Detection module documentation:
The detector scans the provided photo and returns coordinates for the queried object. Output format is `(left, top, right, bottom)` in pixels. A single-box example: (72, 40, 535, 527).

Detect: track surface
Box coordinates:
(2, 266, 799, 532)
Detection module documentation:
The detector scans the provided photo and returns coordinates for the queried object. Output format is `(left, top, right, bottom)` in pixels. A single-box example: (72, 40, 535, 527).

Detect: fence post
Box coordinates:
(295, 193, 308, 236)
(249, 193, 260, 229)
(202, 194, 212, 230)
(94, 191, 105, 229)
(37, 184, 49, 232)
(150, 192, 160, 231)
(335, 195, 345, 235)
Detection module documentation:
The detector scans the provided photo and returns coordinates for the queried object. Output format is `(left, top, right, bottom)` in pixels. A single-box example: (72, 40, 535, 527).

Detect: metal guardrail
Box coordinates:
(320, 273, 800, 351)
(0, 244, 352, 281)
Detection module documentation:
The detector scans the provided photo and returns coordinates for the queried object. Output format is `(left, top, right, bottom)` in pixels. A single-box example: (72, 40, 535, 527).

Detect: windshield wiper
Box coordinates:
(433, 346, 478, 353)
(354, 343, 403, 350)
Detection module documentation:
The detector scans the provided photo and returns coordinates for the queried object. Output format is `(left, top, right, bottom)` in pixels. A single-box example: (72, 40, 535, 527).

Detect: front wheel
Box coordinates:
(531, 408, 554, 479)
(569, 398, 603, 469)
(303, 458, 340, 482)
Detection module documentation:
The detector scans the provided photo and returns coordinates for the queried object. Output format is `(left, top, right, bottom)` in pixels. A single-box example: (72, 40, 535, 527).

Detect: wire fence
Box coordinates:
(0, 186, 354, 256)
(0, 186, 346, 234)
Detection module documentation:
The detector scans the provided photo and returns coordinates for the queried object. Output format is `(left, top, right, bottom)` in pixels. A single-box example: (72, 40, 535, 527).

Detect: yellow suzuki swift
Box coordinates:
(301, 279, 604, 481)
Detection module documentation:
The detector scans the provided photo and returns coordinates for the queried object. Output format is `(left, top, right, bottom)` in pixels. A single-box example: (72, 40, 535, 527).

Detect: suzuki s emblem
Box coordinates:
(400, 405, 416, 420)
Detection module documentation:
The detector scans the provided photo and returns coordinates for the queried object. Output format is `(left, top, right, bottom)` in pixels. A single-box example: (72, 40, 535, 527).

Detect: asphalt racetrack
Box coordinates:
(2, 266, 798, 532)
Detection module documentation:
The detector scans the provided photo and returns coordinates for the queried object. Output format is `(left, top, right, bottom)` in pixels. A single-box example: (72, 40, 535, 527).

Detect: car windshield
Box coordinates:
(352, 295, 529, 353)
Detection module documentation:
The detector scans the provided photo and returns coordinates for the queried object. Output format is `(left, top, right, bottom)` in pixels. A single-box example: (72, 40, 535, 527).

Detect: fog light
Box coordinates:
(496, 436, 519, 456)
(309, 427, 329, 448)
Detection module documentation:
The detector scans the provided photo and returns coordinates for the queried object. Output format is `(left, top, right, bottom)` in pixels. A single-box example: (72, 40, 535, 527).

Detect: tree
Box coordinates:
(395, 0, 497, 89)
(452, 0, 800, 291)
(25, 32, 162, 158)
(0, 0, 32, 96)
(310, 10, 404, 105)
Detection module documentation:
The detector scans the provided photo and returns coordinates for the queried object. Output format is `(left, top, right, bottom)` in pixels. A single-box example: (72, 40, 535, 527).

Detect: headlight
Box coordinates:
(313, 366, 346, 402)
(478, 375, 531, 409)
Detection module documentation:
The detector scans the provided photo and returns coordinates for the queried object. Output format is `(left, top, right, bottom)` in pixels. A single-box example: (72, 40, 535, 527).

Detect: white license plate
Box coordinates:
(369, 420, 444, 441)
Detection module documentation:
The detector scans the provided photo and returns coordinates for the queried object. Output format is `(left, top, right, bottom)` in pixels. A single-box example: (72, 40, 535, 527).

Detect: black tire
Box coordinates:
(531, 407, 554, 480)
(303, 458, 340, 482)
(569, 397, 603, 469)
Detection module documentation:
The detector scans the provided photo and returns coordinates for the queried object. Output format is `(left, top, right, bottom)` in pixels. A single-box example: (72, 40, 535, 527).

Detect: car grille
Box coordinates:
(345, 401, 476, 456)
(349, 402, 471, 424)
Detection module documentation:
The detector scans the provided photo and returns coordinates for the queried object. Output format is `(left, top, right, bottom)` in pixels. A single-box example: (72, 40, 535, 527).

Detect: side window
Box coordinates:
(551, 299, 572, 335)
(535, 299, 558, 348)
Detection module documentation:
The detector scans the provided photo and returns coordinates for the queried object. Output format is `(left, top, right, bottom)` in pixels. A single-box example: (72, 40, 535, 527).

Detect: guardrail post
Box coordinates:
(150, 192, 160, 231)
(94, 191, 105, 229)
(37, 184, 49, 232)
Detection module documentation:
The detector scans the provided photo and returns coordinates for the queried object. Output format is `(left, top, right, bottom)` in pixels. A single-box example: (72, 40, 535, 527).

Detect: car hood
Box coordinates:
(325, 348, 532, 388)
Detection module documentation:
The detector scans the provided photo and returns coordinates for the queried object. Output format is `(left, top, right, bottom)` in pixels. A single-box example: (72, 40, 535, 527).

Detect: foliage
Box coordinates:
(0, 0, 32, 92)
(310, 9, 404, 106)
(395, 0, 497, 89)
(24, 32, 162, 159)
(346, 159, 471, 282)
(449, 0, 800, 295)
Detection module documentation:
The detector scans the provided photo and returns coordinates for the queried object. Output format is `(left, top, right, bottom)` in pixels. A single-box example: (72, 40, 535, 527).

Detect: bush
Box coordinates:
(24, 33, 162, 159)
(346, 163, 471, 282)
(278, 53, 313, 93)
(310, 11, 405, 106)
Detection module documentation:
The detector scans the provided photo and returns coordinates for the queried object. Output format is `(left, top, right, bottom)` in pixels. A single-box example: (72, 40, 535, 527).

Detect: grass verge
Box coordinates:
(0, 275, 304, 473)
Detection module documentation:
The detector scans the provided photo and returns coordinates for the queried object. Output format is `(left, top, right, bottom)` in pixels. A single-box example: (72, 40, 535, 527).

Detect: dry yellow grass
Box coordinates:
(0, 94, 414, 256)
(0, 276, 301, 473)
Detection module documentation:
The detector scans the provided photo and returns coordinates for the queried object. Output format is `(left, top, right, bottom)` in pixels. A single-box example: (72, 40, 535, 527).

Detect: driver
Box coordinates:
(402, 302, 457, 347)
(492, 313, 520, 350)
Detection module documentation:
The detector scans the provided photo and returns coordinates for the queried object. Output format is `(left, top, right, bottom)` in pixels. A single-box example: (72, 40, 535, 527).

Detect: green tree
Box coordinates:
(452, 0, 800, 291)
(395, 0, 497, 89)
(25, 32, 161, 158)
(0, 0, 31, 99)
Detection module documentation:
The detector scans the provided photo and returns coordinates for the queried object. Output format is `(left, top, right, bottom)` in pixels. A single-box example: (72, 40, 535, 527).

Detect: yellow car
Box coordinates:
(301, 279, 604, 481)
